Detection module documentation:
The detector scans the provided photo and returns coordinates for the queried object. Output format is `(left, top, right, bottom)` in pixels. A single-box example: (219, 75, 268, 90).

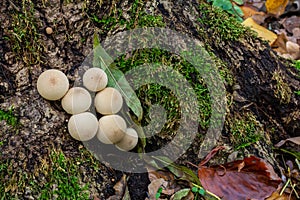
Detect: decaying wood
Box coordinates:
(0, 0, 299, 198)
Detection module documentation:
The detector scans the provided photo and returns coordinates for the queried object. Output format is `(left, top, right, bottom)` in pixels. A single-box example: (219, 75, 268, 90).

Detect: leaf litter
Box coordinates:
(239, 0, 300, 60)
(198, 155, 282, 200)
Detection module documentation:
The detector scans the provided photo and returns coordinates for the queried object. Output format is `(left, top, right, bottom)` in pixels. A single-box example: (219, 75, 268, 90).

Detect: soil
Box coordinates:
(0, 0, 299, 199)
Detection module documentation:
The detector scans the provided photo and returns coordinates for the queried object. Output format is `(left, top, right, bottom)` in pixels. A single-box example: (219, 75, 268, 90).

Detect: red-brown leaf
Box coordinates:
(198, 156, 282, 200)
(199, 146, 225, 166)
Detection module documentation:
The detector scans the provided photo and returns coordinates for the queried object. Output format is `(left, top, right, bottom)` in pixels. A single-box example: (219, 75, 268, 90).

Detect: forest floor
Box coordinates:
(0, 0, 299, 200)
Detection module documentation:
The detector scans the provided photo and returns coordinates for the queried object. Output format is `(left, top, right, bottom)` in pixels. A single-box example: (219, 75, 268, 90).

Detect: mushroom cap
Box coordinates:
(37, 69, 69, 100)
(83, 68, 108, 92)
(97, 115, 126, 144)
(115, 128, 138, 151)
(61, 87, 92, 114)
(94, 87, 123, 115)
(68, 112, 98, 141)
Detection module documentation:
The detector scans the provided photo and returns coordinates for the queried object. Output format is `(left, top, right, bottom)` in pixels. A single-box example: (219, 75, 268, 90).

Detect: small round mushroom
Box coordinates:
(115, 128, 138, 151)
(45, 27, 53, 35)
(68, 112, 98, 141)
(83, 68, 108, 92)
(61, 87, 92, 114)
(97, 115, 126, 144)
(37, 69, 69, 100)
(94, 87, 123, 115)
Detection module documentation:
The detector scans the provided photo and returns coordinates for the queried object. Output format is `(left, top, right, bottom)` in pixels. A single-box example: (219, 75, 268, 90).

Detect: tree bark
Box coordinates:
(0, 0, 299, 198)
(155, 0, 300, 137)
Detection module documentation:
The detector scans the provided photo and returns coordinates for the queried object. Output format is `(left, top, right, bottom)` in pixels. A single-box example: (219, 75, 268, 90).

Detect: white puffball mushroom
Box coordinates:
(83, 68, 108, 92)
(45, 27, 53, 35)
(62, 87, 92, 114)
(115, 128, 138, 151)
(68, 112, 98, 141)
(94, 87, 123, 115)
(97, 115, 126, 144)
(37, 69, 69, 100)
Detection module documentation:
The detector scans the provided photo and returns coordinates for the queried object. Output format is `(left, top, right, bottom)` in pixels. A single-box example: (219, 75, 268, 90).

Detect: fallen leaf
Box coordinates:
(280, 16, 300, 34)
(266, 191, 292, 200)
(286, 41, 300, 60)
(170, 188, 190, 200)
(107, 174, 131, 200)
(240, 6, 259, 19)
(152, 156, 201, 185)
(198, 156, 282, 200)
(237, 161, 245, 172)
(265, 0, 289, 16)
(251, 12, 268, 25)
(275, 137, 300, 147)
(147, 166, 175, 182)
(242, 18, 277, 44)
(271, 33, 288, 54)
(146, 178, 166, 199)
(146, 166, 182, 198)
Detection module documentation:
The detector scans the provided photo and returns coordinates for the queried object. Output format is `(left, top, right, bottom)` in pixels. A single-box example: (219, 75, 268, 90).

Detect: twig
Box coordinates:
(192, 183, 221, 200)
(8, 0, 20, 12)
(279, 178, 290, 196)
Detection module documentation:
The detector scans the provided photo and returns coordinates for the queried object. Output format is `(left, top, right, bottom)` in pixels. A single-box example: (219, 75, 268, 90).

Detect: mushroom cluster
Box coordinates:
(37, 68, 138, 151)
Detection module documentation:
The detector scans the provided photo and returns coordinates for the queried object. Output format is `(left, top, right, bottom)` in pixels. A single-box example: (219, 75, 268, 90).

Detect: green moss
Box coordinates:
(197, 4, 247, 42)
(272, 70, 292, 104)
(114, 48, 212, 130)
(38, 150, 89, 200)
(0, 149, 90, 199)
(90, 0, 165, 31)
(0, 107, 18, 127)
(293, 60, 300, 71)
(8, 0, 43, 65)
(205, 49, 235, 86)
(228, 113, 263, 150)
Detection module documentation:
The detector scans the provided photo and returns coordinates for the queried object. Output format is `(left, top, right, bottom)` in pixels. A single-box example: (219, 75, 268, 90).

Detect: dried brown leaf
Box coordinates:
(147, 166, 175, 182)
(198, 156, 282, 200)
(275, 137, 300, 148)
(107, 174, 130, 200)
(147, 178, 166, 199)
(146, 166, 189, 199)
(280, 16, 300, 34)
(266, 191, 293, 200)
(271, 33, 288, 54)
(240, 6, 259, 19)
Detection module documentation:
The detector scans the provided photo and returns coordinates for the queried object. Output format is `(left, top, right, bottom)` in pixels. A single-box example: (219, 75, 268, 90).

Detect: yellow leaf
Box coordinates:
(265, 0, 289, 16)
(242, 18, 277, 44)
(266, 191, 290, 200)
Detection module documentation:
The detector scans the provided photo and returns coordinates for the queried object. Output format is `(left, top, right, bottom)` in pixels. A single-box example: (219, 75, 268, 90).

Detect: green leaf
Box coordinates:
(156, 187, 163, 199)
(93, 33, 143, 121)
(152, 156, 201, 185)
(233, 0, 243, 5)
(213, 0, 232, 10)
(198, 188, 206, 195)
(191, 187, 198, 193)
(171, 188, 190, 200)
(233, 5, 244, 17)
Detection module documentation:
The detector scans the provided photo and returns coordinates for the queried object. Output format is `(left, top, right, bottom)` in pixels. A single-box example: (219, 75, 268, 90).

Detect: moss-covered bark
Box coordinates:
(1, 0, 299, 199)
